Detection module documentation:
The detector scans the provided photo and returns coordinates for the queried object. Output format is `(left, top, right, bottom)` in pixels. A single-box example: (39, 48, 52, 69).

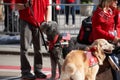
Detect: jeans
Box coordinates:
(65, 2, 75, 25)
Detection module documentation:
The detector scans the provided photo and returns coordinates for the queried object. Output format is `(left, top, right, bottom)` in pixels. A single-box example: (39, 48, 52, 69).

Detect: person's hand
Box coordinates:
(113, 36, 119, 43)
(56, 5, 61, 10)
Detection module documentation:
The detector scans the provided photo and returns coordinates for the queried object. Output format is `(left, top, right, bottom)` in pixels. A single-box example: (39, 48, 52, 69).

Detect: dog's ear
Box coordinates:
(91, 40, 106, 65)
(40, 22, 48, 31)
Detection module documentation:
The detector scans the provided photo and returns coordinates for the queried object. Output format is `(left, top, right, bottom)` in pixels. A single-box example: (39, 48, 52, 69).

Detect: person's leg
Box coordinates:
(52, 5, 58, 23)
(31, 27, 46, 78)
(4, 5, 8, 32)
(65, 5, 69, 25)
(20, 19, 35, 79)
(108, 54, 120, 71)
(111, 53, 120, 80)
(111, 68, 120, 80)
(71, 4, 75, 25)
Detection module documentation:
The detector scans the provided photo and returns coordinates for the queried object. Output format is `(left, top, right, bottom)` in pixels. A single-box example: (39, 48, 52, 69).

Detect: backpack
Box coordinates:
(77, 16, 92, 45)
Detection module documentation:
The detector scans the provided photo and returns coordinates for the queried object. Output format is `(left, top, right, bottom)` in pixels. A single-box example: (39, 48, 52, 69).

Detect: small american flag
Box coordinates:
(61, 33, 71, 40)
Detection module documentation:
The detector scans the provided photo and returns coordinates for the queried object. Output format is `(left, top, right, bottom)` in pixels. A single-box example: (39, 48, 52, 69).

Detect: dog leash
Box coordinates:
(28, 0, 48, 51)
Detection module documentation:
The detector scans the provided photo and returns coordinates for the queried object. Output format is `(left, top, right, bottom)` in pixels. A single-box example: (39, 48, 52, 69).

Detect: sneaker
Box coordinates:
(64, 24, 68, 27)
(21, 72, 36, 80)
(72, 24, 75, 27)
(35, 71, 47, 79)
(108, 55, 120, 71)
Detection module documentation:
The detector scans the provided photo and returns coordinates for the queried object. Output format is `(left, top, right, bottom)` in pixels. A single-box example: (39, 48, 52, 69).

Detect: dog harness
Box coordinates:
(49, 35, 59, 51)
(84, 51, 98, 67)
(49, 33, 71, 51)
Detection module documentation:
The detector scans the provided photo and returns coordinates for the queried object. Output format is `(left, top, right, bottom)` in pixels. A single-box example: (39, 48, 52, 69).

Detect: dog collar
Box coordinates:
(49, 35, 59, 51)
(84, 51, 98, 67)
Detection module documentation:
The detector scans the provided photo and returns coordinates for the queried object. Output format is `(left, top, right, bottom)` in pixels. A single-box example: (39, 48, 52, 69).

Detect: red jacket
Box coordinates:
(91, 7, 115, 42)
(66, 0, 75, 3)
(12, 0, 49, 27)
(115, 11, 120, 38)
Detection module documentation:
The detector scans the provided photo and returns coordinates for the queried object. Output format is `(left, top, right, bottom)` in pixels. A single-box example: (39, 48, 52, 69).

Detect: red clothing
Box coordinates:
(3, 0, 15, 10)
(3, 0, 13, 3)
(91, 7, 115, 42)
(13, 0, 49, 27)
(66, 0, 75, 3)
(115, 11, 120, 38)
(52, 0, 60, 4)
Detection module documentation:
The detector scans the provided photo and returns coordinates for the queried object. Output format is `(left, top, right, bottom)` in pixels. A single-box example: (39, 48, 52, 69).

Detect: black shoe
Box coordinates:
(21, 72, 36, 80)
(108, 55, 120, 71)
(35, 71, 47, 79)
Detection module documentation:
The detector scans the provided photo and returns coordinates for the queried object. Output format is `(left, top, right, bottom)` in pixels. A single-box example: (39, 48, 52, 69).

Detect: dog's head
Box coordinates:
(90, 39, 114, 65)
(40, 21, 59, 41)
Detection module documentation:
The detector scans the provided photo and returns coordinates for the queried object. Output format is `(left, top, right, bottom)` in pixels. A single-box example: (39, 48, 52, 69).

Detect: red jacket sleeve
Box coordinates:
(115, 11, 120, 38)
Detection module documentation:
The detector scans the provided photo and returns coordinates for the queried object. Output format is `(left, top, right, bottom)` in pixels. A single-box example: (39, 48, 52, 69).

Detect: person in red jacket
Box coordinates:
(65, 0, 75, 27)
(12, 0, 50, 79)
(91, 0, 120, 71)
(52, 0, 61, 23)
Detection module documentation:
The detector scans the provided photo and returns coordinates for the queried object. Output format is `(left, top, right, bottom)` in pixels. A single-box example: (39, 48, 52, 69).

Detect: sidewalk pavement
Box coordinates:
(0, 54, 59, 80)
(0, 35, 52, 79)
(0, 45, 55, 80)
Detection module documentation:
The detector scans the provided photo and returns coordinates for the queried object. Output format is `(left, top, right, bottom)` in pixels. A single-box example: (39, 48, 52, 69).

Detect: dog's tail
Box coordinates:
(65, 63, 76, 75)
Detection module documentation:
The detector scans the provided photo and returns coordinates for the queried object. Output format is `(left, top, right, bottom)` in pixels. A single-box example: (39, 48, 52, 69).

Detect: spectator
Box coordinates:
(91, 0, 120, 75)
(65, 0, 75, 27)
(0, 0, 4, 21)
(52, 0, 61, 23)
(3, 0, 17, 34)
(13, 0, 51, 79)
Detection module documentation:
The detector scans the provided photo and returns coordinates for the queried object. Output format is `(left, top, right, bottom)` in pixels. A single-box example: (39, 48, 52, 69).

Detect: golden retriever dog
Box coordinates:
(60, 39, 114, 80)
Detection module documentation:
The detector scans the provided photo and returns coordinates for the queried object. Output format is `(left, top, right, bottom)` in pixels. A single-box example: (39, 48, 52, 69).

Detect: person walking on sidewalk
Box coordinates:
(65, 0, 75, 27)
(12, 0, 51, 79)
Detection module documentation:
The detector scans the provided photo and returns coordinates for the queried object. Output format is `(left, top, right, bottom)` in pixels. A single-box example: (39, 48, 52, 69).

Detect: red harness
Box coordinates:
(84, 51, 98, 67)
(49, 33, 71, 51)
(49, 35, 59, 51)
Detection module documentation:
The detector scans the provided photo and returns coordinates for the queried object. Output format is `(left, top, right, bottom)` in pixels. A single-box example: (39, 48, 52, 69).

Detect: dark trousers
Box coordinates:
(111, 54, 120, 80)
(65, 3, 75, 25)
(111, 68, 120, 80)
(4, 5, 19, 33)
(4, 5, 12, 32)
(52, 5, 58, 23)
(20, 19, 43, 74)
